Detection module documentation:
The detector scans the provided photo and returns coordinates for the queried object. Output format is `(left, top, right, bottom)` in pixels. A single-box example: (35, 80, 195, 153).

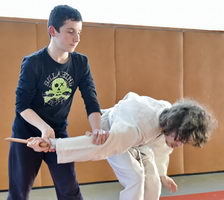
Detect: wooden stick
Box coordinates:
(5, 137, 49, 147)
(5, 137, 28, 144)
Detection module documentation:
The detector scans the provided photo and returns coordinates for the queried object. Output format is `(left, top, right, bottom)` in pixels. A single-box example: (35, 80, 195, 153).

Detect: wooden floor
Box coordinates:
(0, 172, 224, 200)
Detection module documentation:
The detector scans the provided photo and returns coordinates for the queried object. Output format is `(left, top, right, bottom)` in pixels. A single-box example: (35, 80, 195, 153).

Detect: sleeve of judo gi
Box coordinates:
(150, 136, 173, 176)
(56, 117, 142, 163)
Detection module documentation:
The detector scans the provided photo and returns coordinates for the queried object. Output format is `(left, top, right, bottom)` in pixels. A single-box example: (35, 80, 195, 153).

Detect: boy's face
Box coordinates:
(50, 19, 82, 53)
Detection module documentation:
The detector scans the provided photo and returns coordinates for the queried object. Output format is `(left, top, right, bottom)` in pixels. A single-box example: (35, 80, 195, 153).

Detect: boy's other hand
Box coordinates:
(86, 129, 110, 145)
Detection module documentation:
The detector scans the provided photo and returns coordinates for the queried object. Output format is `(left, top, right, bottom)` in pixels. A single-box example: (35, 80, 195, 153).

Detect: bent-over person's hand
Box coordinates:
(160, 175, 178, 192)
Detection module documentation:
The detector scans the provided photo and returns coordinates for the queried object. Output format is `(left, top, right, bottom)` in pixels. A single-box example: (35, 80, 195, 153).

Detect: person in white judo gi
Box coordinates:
(27, 92, 216, 200)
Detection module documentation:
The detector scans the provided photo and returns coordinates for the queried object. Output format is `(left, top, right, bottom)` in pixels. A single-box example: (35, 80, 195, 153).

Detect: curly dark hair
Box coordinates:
(159, 99, 217, 147)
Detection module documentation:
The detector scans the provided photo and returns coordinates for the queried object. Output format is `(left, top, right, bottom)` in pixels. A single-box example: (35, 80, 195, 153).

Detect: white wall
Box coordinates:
(1, 0, 224, 31)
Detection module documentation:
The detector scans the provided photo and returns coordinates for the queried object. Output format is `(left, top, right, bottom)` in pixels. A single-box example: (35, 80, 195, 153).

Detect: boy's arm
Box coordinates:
(16, 56, 55, 151)
(20, 108, 55, 151)
(88, 112, 109, 145)
(20, 108, 54, 137)
(77, 55, 109, 144)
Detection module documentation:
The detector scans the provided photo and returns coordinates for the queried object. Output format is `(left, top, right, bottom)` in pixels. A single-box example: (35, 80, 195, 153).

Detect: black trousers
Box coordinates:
(7, 142, 83, 200)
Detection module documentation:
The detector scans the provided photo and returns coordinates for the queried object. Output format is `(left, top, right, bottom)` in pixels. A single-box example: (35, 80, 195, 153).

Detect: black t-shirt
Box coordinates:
(13, 48, 100, 138)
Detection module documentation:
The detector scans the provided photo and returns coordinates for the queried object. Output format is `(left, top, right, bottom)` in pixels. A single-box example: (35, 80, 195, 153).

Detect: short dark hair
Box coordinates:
(159, 99, 217, 147)
(48, 5, 83, 32)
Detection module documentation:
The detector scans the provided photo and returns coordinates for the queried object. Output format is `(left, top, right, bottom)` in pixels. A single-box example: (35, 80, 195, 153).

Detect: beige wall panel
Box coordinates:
(0, 21, 42, 189)
(115, 28, 184, 175)
(68, 26, 117, 183)
(76, 25, 116, 108)
(36, 23, 49, 49)
(183, 32, 224, 173)
(115, 28, 183, 101)
(76, 161, 116, 183)
(168, 147, 184, 175)
(39, 162, 54, 187)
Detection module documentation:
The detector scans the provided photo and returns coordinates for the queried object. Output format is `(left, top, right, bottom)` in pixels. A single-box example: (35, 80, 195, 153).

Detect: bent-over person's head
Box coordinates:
(159, 99, 217, 148)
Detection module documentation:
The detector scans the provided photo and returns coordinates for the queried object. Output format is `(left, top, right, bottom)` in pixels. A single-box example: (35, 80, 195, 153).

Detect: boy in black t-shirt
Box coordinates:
(7, 5, 108, 200)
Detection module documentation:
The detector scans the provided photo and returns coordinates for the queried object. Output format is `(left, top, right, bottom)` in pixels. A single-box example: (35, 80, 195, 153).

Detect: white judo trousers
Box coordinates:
(55, 92, 172, 200)
(108, 148, 160, 200)
(107, 136, 172, 200)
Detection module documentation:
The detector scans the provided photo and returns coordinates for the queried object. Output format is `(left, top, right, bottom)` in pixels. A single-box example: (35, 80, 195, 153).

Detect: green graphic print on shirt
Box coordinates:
(43, 71, 74, 106)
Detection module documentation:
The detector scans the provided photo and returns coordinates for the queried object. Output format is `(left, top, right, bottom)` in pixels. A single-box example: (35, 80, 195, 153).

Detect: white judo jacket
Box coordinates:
(56, 92, 172, 167)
